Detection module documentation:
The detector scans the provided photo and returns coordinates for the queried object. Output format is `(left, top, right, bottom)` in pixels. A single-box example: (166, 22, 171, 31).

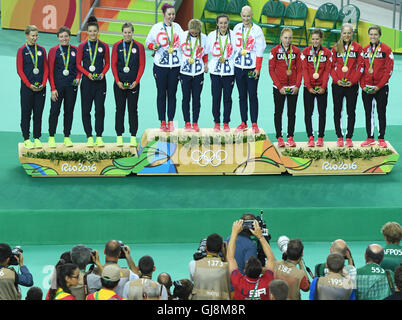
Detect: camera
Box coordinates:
(253, 211, 272, 265)
(118, 241, 128, 259)
(193, 238, 207, 261)
(9, 246, 23, 266)
(243, 220, 255, 230)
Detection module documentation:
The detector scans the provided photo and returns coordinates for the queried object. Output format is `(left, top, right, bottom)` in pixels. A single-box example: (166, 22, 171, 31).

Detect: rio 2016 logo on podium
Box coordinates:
(1, 0, 84, 34)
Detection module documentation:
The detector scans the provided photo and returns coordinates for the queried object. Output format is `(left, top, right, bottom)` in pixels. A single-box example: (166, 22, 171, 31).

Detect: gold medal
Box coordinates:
(342, 66, 348, 73)
(286, 70, 292, 76)
(368, 67, 374, 74)
(188, 58, 194, 65)
(241, 49, 247, 56)
(220, 57, 226, 63)
(313, 72, 319, 80)
(168, 47, 174, 54)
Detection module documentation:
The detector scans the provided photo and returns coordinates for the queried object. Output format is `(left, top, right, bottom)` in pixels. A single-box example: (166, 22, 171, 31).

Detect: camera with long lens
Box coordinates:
(253, 210, 272, 265)
(9, 246, 23, 266)
(118, 241, 128, 259)
(193, 238, 207, 261)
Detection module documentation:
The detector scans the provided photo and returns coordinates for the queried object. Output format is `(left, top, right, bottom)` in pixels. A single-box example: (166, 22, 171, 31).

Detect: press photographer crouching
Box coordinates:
(189, 233, 231, 300)
(0, 243, 33, 300)
(227, 219, 275, 300)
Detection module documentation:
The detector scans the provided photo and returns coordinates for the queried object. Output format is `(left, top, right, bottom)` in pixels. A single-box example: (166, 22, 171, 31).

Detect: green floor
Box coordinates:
(17, 241, 374, 300)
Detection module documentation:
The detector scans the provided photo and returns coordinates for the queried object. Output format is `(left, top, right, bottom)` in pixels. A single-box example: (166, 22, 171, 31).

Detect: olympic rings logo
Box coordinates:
(191, 149, 228, 167)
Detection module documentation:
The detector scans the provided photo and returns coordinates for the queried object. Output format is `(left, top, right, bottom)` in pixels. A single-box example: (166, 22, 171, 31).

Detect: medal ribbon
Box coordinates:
(369, 42, 381, 70)
(123, 40, 133, 68)
(242, 24, 252, 50)
(25, 43, 38, 69)
(219, 32, 229, 61)
(59, 45, 71, 71)
(88, 40, 99, 68)
(282, 44, 292, 70)
(312, 47, 323, 74)
(342, 43, 352, 68)
(163, 24, 174, 50)
(189, 36, 199, 60)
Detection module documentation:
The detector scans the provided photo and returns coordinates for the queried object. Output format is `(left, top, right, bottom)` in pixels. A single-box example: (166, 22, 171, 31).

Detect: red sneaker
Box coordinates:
(361, 138, 375, 147)
(287, 136, 296, 147)
(235, 122, 248, 132)
(316, 137, 324, 147)
(213, 123, 220, 132)
(337, 137, 344, 147)
(307, 136, 315, 147)
(184, 122, 192, 132)
(345, 138, 353, 148)
(277, 137, 285, 148)
(168, 121, 175, 132)
(223, 123, 230, 132)
(378, 139, 388, 148)
(160, 121, 167, 132)
(192, 123, 200, 132)
(252, 123, 260, 134)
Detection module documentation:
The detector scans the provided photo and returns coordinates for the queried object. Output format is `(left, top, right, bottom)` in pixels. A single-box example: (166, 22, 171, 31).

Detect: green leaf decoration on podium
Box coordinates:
(23, 163, 58, 176)
(285, 157, 313, 171)
(364, 153, 399, 174)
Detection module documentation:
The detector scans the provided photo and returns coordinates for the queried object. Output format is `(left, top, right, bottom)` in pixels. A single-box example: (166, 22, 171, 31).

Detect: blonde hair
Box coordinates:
(335, 23, 354, 53)
(280, 28, 293, 38)
(381, 222, 402, 243)
(25, 25, 38, 35)
(187, 19, 202, 46)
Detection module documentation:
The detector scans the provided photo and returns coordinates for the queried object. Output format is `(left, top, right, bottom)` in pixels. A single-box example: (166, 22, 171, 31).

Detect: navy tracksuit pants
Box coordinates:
(80, 77, 106, 138)
(210, 74, 235, 124)
(113, 82, 140, 137)
(153, 64, 180, 122)
(180, 73, 204, 124)
(234, 67, 259, 124)
(20, 85, 46, 140)
(48, 85, 78, 137)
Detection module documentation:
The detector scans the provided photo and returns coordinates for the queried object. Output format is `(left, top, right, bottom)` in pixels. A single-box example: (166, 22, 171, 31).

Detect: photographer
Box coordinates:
(227, 220, 275, 300)
(225, 213, 258, 276)
(0, 243, 33, 300)
(189, 233, 231, 300)
(91, 240, 139, 297)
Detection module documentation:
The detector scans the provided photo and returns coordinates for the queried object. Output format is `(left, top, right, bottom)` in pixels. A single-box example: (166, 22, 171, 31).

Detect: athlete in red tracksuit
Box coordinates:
(360, 25, 394, 148)
(330, 24, 363, 148)
(17, 25, 48, 149)
(301, 29, 332, 147)
(269, 28, 302, 147)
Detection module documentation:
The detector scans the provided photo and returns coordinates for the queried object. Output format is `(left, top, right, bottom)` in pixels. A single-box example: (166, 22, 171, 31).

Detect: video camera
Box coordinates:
(9, 246, 23, 266)
(250, 211, 271, 266)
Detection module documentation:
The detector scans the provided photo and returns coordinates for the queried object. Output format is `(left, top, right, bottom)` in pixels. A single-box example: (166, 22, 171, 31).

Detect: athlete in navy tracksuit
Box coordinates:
(48, 27, 81, 147)
(111, 23, 146, 147)
(76, 16, 110, 147)
(16, 25, 48, 149)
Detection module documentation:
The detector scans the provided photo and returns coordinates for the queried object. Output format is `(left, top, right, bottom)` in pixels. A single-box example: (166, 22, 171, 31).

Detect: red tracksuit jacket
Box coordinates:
(330, 41, 363, 85)
(301, 45, 332, 90)
(360, 42, 394, 89)
(269, 44, 302, 89)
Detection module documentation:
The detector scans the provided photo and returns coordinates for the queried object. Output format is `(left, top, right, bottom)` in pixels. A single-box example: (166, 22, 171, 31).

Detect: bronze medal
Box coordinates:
(368, 67, 374, 74)
(342, 66, 348, 73)
(313, 72, 319, 80)
(286, 70, 292, 76)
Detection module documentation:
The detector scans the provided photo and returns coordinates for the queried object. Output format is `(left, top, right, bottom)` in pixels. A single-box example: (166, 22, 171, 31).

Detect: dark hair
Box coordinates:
(55, 251, 72, 268)
(105, 240, 121, 258)
(173, 279, 193, 300)
(86, 15, 99, 30)
(25, 287, 43, 300)
(57, 26, 71, 37)
(122, 22, 134, 32)
(326, 253, 344, 273)
(365, 245, 384, 264)
(71, 245, 91, 270)
(239, 213, 256, 237)
(311, 28, 324, 39)
(157, 272, 172, 290)
(395, 264, 402, 291)
(161, 3, 174, 14)
(286, 239, 304, 261)
(269, 279, 289, 300)
(0, 243, 12, 263)
(244, 256, 262, 279)
(139, 255, 155, 275)
(101, 278, 120, 289)
(48, 263, 79, 300)
(206, 233, 223, 254)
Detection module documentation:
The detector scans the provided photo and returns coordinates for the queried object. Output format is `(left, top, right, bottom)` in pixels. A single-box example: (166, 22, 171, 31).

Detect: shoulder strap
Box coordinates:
(385, 270, 395, 294)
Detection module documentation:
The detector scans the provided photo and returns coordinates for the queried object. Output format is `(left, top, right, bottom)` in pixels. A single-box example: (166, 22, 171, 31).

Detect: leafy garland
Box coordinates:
(23, 150, 137, 164)
(152, 133, 268, 148)
(281, 147, 393, 161)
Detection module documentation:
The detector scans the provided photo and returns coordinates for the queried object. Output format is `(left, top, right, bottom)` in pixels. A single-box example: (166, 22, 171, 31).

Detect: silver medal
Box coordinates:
(33, 68, 39, 75)
(89, 65, 96, 72)
(123, 66, 130, 73)
(63, 70, 70, 76)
